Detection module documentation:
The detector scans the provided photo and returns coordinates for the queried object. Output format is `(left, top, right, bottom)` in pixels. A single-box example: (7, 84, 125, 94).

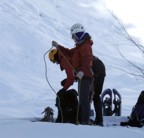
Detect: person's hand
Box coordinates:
(57, 88, 66, 98)
(76, 71, 84, 80)
(52, 41, 59, 47)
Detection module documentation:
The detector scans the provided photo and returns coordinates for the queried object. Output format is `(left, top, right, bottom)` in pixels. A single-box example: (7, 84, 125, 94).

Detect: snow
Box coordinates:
(0, 118, 142, 138)
(0, 0, 144, 138)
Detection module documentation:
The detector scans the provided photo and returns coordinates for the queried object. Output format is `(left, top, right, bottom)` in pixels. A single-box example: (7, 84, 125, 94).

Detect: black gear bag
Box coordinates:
(121, 90, 144, 127)
(55, 89, 78, 124)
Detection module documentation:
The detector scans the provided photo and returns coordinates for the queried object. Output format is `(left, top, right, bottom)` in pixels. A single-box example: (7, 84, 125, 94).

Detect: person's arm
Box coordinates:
(61, 57, 75, 90)
(58, 45, 75, 58)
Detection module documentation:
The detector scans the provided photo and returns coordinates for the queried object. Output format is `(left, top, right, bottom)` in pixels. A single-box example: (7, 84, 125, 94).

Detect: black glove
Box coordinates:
(57, 88, 66, 98)
(61, 79, 67, 86)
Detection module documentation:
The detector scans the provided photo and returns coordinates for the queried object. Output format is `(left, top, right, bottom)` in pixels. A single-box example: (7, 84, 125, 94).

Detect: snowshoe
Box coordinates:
(90, 109, 94, 117)
(112, 89, 122, 116)
(101, 88, 112, 116)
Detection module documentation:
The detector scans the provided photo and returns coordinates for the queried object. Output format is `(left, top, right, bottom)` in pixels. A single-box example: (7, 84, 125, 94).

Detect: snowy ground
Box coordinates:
(0, 117, 143, 138)
(0, 0, 144, 138)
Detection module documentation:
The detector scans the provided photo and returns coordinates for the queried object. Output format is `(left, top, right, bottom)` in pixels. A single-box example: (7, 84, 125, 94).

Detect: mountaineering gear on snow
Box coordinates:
(113, 89, 122, 116)
(70, 23, 85, 35)
(76, 71, 84, 80)
(55, 89, 79, 124)
(101, 89, 113, 116)
(101, 88, 122, 116)
(121, 90, 144, 127)
(40, 107, 54, 122)
(49, 49, 58, 63)
(52, 41, 59, 47)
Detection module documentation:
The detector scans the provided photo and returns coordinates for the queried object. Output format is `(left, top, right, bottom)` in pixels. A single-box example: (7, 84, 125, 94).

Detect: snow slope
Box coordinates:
(0, 0, 144, 138)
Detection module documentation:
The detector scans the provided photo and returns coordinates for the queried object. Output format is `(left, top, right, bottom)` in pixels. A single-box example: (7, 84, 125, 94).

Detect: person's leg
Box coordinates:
(93, 75, 105, 125)
(78, 77, 93, 124)
(93, 94, 103, 125)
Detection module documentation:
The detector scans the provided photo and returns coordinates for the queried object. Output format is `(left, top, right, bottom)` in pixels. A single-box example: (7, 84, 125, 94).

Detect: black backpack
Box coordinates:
(55, 89, 78, 124)
(121, 90, 144, 127)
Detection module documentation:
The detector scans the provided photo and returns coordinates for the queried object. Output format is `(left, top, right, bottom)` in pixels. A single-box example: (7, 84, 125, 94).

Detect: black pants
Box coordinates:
(93, 75, 105, 123)
(78, 77, 93, 124)
(92, 56, 106, 124)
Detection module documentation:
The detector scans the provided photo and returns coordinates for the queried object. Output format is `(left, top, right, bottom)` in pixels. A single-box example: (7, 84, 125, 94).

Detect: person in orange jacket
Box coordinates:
(51, 23, 106, 126)
(51, 23, 94, 124)
(49, 48, 75, 95)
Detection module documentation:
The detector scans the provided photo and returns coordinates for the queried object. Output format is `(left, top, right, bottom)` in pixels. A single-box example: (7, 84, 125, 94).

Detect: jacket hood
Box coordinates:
(76, 34, 93, 47)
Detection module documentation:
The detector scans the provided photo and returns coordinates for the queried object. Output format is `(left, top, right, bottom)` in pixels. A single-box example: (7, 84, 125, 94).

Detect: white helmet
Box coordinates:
(70, 23, 85, 35)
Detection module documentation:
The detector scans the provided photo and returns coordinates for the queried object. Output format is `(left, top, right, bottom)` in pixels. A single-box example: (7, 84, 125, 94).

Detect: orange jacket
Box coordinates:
(58, 51, 75, 90)
(71, 40, 93, 78)
(58, 39, 93, 79)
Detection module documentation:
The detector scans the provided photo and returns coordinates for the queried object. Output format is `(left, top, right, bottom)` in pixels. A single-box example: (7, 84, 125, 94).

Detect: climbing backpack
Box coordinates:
(55, 89, 78, 124)
(121, 90, 144, 127)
